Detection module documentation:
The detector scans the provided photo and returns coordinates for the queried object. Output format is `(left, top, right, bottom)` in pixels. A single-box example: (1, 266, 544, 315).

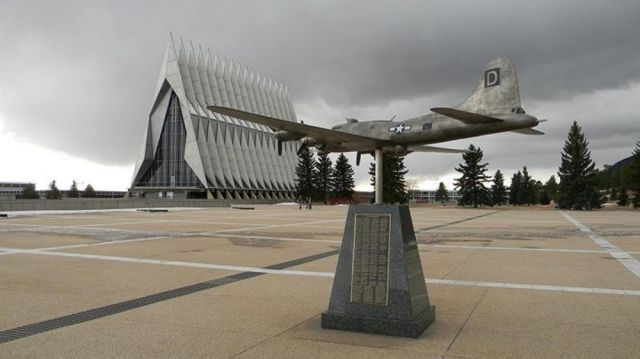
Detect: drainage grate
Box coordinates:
(0, 249, 339, 344)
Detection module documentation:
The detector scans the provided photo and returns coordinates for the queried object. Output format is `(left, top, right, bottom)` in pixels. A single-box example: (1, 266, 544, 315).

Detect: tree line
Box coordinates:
(592, 142, 640, 208)
(20, 180, 97, 199)
(453, 121, 640, 209)
(295, 147, 356, 203)
(295, 148, 412, 204)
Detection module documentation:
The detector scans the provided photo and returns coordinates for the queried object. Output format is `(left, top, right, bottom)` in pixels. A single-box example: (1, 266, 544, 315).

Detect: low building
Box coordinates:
(409, 190, 461, 203)
(32, 189, 127, 199)
(353, 190, 461, 204)
(0, 182, 31, 200)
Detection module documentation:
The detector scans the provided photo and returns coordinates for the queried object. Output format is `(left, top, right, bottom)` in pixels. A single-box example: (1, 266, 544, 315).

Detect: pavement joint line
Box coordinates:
(5, 230, 637, 257)
(0, 221, 155, 233)
(0, 249, 339, 344)
(293, 225, 345, 229)
(207, 233, 341, 244)
(0, 247, 336, 278)
(230, 312, 323, 357)
(445, 286, 489, 353)
(0, 230, 340, 257)
(2, 219, 265, 230)
(61, 219, 272, 229)
(0, 208, 208, 218)
(63, 221, 216, 228)
(431, 244, 609, 254)
(417, 211, 500, 232)
(425, 278, 640, 296)
(561, 211, 640, 279)
(0, 218, 343, 235)
(0, 219, 346, 256)
(0, 234, 338, 257)
(209, 219, 344, 233)
(2, 246, 639, 297)
(0, 215, 475, 233)
(31, 236, 172, 252)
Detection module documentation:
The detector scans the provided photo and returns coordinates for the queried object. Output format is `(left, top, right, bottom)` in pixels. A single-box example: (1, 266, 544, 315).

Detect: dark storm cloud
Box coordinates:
(1, 0, 639, 180)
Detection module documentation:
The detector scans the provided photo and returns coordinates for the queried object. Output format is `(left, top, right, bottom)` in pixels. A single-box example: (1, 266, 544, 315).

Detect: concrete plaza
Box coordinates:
(1, 205, 639, 358)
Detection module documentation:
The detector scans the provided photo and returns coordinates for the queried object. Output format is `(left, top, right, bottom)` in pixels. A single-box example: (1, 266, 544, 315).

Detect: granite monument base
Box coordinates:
(321, 204, 435, 338)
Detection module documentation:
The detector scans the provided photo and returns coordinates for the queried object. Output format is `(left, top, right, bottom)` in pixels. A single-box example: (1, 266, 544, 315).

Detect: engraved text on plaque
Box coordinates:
(350, 214, 391, 305)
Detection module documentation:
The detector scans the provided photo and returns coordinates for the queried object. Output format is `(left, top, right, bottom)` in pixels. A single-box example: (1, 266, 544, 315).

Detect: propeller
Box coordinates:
(356, 152, 361, 166)
(296, 143, 307, 156)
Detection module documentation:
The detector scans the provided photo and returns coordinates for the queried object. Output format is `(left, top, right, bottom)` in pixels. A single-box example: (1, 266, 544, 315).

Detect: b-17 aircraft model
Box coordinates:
(209, 58, 544, 165)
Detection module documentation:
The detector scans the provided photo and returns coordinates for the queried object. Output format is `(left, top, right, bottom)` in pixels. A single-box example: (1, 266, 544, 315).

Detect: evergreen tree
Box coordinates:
(332, 153, 355, 199)
(46, 180, 61, 199)
(67, 180, 79, 198)
(617, 186, 629, 207)
(557, 121, 600, 209)
(294, 146, 317, 201)
(629, 141, 640, 208)
(83, 184, 96, 198)
(539, 186, 552, 205)
(545, 175, 559, 202)
(533, 180, 544, 204)
(491, 170, 508, 206)
(610, 187, 618, 201)
(369, 155, 409, 204)
(313, 152, 333, 204)
(435, 182, 449, 205)
(519, 167, 535, 205)
(20, 183, 40, 199)
(509, 171, 522, 205)
(454, 145, 491, 208)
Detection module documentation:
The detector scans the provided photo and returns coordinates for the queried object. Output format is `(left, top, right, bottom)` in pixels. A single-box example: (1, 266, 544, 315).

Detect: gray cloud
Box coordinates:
(1, 0, 639, 187)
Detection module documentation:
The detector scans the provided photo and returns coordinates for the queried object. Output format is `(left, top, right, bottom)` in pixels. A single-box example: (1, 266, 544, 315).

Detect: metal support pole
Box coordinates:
(375, 149, 383, 204)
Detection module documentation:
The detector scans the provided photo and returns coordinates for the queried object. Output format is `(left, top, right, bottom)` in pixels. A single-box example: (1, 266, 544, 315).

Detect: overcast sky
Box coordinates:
(1, 0, 639, 191)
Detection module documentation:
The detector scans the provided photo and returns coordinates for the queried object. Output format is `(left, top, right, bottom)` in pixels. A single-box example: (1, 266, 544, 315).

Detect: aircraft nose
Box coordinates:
(527, 115, 539, 126)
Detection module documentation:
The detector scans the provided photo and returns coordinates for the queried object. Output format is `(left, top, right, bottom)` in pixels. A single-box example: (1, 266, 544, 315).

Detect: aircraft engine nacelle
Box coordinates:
(383, 144, 408, 155)
(300, 137, 318, 146)
(275, 130, 303, 142)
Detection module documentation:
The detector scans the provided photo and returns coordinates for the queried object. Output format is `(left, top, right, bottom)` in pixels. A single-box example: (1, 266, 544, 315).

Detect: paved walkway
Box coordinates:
(1, 205, 639, 357)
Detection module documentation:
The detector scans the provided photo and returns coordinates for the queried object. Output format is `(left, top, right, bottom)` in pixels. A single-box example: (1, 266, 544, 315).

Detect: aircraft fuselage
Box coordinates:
(327, 112, 538, 152)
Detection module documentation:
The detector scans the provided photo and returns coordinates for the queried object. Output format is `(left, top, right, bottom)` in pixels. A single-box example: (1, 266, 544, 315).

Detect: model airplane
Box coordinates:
(209, 58, 544, 166)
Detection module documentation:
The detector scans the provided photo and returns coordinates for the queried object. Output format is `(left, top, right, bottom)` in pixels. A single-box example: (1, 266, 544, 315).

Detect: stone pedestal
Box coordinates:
(321, 204, 435, 338)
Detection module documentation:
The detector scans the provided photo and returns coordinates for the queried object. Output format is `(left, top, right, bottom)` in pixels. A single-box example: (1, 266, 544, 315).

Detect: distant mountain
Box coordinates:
(609, 155, 634, 170)
(596, 155, 635, 189)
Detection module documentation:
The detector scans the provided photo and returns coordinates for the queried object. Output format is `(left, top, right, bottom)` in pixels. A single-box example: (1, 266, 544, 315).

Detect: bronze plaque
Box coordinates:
(350, 214, 391, 305)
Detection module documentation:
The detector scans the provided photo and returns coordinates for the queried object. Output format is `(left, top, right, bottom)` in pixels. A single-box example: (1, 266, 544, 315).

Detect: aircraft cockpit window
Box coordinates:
(516, 107, 526, 114)
(422, 123, 432, 130)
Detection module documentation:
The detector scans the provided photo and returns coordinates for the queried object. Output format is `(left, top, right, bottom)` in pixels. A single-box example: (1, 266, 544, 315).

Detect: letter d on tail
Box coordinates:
(484, 68, 500, 87)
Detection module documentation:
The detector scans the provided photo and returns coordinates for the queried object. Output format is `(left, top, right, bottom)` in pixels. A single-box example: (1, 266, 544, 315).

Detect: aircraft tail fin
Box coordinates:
(455, 58, 521, 115)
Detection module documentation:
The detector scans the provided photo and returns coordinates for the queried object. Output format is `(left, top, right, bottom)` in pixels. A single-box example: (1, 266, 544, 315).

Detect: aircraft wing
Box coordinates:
(430, 107, 503, 124)
(208, 106, 383, 148)
(408, 145, 468, 154)
(511, 128, 544, 135)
